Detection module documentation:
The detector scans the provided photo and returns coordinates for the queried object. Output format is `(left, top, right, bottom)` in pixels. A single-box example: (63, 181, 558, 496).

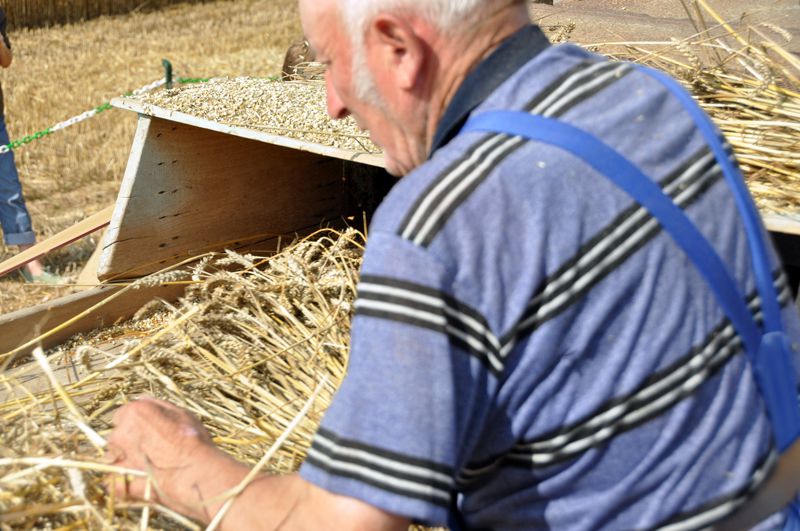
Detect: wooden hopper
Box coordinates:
(0, 99, 393, 356)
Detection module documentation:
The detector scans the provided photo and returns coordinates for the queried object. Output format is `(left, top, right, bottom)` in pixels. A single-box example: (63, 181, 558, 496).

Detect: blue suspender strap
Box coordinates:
(460, 96, 800, 452)
(633, 65, 800, 453)
(461, 110, 762, 355)
(632, 65, 784, 335)
(633, 65, 800, 452)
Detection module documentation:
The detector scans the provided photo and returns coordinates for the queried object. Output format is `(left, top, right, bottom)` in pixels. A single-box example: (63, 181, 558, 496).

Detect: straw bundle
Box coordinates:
(589, 1, 800, 215)
(0, 228, 364, 528)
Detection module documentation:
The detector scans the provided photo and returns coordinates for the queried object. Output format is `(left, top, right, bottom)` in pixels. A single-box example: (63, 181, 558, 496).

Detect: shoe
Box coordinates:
(21, 269, 64, 285)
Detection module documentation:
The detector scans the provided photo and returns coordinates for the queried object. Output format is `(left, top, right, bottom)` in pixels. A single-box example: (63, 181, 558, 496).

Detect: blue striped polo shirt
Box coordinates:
(300, 25, 800, 529)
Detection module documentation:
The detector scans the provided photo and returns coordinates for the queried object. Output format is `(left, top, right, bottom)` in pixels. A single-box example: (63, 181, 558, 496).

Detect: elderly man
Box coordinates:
(108, 0, 800, 529)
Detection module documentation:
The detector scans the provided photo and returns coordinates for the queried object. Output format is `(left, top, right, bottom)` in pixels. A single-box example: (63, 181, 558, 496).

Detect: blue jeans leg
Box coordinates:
(0, 115, 35, 246)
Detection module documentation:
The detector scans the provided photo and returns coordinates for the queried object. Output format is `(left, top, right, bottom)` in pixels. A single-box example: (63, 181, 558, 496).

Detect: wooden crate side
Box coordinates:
(98, 116, 354, 280)
(110, 98, 386, 169)
(764, 213, 800, 237)
(98, 114, 153, 279)
(0, 283, 186, 358)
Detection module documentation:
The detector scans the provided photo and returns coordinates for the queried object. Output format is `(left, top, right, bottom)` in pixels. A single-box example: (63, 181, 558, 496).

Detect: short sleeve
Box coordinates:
(300, 231, 497, 526)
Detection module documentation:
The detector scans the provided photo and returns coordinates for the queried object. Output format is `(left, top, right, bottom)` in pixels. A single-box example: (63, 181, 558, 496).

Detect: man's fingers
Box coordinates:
(135, 394, 186, 413)
(127, 477, 153, 500)
(104, 395, 219, 511)
(102, 443, 126, 465)
(111, 395, 168, 424)
(121, 396, 205, 432)
(131, 397, 214, 444)
(111, 399, 138, 427)
(107, 473, 153, 501)
(107, 473, 132, 498)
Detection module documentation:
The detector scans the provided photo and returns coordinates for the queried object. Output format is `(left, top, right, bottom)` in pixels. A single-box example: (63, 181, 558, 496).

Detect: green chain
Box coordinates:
(7, 128, 53, 150)
(177, 76, 211, 84)
(2, 77, 211, 152)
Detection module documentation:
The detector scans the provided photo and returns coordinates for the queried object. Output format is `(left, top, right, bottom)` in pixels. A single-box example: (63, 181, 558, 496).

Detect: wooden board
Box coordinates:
(0, 282, 186, 359)
(0, 206, 113, 278)
(111, 97, 385, 168)
(764, 212, 800, 237)
(77, 233, 105, 287)
(0, 343, 124, 403)
(98, 114, 392, 280)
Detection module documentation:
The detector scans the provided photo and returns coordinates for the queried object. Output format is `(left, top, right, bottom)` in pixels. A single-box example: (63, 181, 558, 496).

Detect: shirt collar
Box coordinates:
(429, 25, 551, 156)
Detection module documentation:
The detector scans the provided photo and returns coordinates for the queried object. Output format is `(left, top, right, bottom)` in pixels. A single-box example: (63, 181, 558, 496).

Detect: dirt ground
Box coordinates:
(1, 0, 798, 315)
(532, 0, 800, 49)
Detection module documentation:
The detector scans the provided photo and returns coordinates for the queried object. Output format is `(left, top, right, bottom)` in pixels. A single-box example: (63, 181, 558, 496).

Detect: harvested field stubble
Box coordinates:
(5, 0, 210, 31)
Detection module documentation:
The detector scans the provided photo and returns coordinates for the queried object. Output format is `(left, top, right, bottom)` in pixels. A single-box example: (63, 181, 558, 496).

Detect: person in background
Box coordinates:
(281, 37, 317, 81)
(0, 8, 59, 284)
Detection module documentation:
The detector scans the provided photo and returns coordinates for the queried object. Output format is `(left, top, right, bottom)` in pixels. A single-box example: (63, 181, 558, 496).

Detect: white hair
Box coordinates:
(339, 0, 491, 104)
(341, 0, 488, 36)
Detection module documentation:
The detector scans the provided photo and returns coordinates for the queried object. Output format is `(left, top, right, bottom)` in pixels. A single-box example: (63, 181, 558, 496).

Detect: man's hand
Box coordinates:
(106, 396, 249, 523)
(107, 396, 412, 530)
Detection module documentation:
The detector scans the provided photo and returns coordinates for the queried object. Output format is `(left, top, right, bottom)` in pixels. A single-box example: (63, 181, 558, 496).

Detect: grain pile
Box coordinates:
(137, 77, 379, 153)
(0, 228, 363, 528)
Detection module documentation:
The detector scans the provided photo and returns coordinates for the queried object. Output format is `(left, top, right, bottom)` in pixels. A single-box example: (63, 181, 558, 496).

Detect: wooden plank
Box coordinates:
(0, 344, 124, 403)
(0, 206, 113, 278)
(98, 114, 382, 280)
(764, 212, 800, 237)
(76, 232, 105, 287)
(0, 282, 186, 359)
(111, 97, 386, 168)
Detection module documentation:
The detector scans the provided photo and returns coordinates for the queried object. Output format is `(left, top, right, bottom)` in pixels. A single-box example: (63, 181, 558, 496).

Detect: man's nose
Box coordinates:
(326, 73, 351, 120)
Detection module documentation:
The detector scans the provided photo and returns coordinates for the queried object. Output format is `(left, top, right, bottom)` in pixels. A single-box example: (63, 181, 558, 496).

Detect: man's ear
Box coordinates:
(366, 14, 426, 90)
